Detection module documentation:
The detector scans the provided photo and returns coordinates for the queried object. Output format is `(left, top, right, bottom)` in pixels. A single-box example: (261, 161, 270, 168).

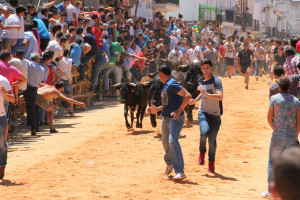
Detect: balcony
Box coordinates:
(154, 0, 179, 6)
(153, 0, 180, 13)
(235, 15, 242, 26)
(224, 9, 234, 23)
(252, 20, 260, 32)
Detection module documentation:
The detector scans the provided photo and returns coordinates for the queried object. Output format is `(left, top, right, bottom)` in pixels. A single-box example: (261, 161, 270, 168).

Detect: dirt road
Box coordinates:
(1, 76, 272, 200)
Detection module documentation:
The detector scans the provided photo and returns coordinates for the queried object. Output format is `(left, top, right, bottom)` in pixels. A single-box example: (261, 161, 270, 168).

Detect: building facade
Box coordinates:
(168, 0, 299, 38)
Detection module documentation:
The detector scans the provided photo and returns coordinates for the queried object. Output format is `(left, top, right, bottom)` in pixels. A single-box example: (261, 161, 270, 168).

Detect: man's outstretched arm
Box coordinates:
(57, 91, 86, 108)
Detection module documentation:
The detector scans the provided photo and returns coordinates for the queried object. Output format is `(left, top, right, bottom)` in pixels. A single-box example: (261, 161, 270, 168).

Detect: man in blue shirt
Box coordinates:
(261, 76, 300, 198)
(24, 52, 46, 136)
(148, 64, 191, 181)
(189, 59, 223, 173)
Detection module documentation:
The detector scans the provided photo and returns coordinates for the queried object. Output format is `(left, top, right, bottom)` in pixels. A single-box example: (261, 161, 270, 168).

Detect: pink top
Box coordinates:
(0, 60, 23, 84)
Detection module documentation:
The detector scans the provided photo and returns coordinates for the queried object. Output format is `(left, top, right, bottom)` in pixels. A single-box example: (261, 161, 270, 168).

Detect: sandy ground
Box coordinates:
(0, 76, 273, 200)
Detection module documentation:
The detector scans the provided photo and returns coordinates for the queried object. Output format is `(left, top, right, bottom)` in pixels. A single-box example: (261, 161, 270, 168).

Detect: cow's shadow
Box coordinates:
(128, 130, 154, 135)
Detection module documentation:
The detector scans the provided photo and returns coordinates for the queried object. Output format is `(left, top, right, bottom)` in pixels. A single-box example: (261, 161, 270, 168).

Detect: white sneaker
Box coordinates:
(261, 191, 271, 199)
(164, 165, 173, 175)
(173, 173, 187, 181)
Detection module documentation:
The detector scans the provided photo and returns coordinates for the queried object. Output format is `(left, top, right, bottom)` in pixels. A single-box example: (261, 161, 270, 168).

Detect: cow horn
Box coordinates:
(141, 81, 150, 86)
(161, 59, 166, 63)
(129, 83, 136, 87)
(179, 65, 187, 69)
(149, 59, 155, 62)
(112, 83, 122, 87)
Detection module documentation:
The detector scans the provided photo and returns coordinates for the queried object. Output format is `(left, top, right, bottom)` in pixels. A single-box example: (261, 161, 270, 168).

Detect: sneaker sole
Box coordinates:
(173, 176, 187, 181)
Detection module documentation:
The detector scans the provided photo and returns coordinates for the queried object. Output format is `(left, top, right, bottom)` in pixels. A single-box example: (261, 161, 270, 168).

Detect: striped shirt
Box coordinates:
(269, 75, 300, 99)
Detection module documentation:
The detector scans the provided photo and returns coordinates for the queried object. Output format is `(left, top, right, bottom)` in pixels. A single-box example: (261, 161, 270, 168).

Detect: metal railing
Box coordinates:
(154, 0, 179, 5)
(225, 9, 234, 23)
(252, 19, 259, 31)
(235, 15, 242, 26)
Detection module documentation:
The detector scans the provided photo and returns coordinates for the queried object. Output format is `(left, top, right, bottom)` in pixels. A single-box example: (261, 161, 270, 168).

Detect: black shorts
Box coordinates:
(225, 57, 234, 66)
(241, 65, 250, 74)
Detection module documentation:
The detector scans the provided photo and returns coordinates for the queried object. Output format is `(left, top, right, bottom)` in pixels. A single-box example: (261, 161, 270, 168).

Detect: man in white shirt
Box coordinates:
(170, 30, 178, 51)
(186, 42, 197, 64)
(2, 6, 25, 54)
(58, 49, 76, 116)
(0, 74, 15, 180)
(224, 36, 235, 78)
(67, 0, 78, 27)
(168, 45, 184, 63)
(194, 39, 204, 62)
(45, 32, 66, 62)
(8, 49, 28, 94)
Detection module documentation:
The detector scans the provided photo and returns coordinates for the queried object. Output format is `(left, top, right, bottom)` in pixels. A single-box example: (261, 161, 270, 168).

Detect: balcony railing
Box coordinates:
(216, 14, 222, 23)
(243, 13, 252, 27)
(252, 20, 259, 31)
(235, 15, 242, 26)
(154, 0, 179, 5)
(224, 9, 234, 23)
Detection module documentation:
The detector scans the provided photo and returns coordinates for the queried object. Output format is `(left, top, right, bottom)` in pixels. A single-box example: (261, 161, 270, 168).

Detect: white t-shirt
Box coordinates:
(176, 28, 182, 38)
(58, 57, 73, 80)
(0, 75, 12, 117)
(45, 40, 63, 61)
(3, 14, 24, 39)
(76, 8, 81, 19)
(186, 48, 195, 63)
(170, 36, 178, 50)
(135, 45, 141, 54)
(8, 58, 28, 90)
(240, 42, 255, 51)
(224, 42, 235, 58)
(168, 50, 183, 62)
(66, 4, 77, 21)
(194, 45, 204, 61)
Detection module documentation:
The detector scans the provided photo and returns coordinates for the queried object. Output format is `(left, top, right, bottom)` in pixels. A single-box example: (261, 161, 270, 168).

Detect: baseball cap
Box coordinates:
(296, 40, 300, 53)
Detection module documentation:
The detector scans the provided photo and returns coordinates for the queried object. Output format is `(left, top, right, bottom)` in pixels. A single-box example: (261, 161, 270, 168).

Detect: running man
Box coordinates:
(238, 42, 254, 89)
(223, 36, 235, 78)
(147, 64, 191, 181)
(189, 59, 223, 173)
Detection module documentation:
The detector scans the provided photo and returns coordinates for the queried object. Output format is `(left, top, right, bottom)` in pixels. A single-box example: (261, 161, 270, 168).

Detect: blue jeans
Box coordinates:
(0, 116, 8, 166)
(161, 114, 185, 173)
(219, 60, 227, 77)
(79, 54, 95, 80)
(198, 112, 221, 162)
(267, 134, 296, 191)
(11, 38, 24, 55)
(130, 66, 143, 81)
(255, 60, 265, 77)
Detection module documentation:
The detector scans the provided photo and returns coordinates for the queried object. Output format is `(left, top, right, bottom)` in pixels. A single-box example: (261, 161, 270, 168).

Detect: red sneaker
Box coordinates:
(208, 162, 215, 173)
(198, 152, 205, 165)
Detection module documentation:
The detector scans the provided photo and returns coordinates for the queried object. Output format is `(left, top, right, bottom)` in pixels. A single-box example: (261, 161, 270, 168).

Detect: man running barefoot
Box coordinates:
(238, 42, 254, 89)
(20, 81, 86, 133)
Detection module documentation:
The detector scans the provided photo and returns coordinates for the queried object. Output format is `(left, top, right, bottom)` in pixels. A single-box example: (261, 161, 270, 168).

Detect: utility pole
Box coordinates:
(135, 0, 139, 15)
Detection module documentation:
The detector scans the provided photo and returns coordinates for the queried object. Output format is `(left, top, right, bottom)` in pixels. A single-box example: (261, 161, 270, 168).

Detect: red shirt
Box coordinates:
(0, 60, 22, 84)
(218, 45, 225, 60)
(131, 52, 145, 70)
(46, 65, 53, 85)
(92, 26, 103, 48)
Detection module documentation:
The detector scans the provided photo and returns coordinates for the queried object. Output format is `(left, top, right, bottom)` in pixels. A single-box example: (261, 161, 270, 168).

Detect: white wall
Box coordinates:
(130, 0, 153, 21)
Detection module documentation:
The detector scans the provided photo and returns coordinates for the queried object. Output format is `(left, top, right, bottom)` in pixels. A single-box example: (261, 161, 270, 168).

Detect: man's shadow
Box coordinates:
(202, 172, 238, 181)
(167, 176, 199, 185)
